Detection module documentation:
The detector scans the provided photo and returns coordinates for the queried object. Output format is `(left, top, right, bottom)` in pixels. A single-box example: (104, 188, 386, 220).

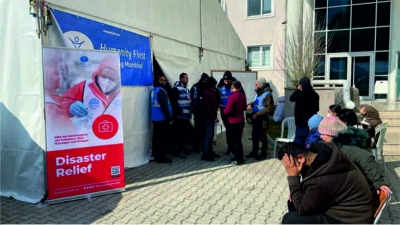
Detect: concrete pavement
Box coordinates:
(1, 123, 399, 224)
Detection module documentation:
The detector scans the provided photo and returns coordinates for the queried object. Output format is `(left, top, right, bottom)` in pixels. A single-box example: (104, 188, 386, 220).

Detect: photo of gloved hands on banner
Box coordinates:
(43, 47, 123, 151)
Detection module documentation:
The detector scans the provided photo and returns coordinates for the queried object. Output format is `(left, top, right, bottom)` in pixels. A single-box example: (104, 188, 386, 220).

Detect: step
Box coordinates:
(382, 143, 400, 156)
(382, 118, 400, 127)
(384, 128, 399, 144)
(379, 111, 400, 119)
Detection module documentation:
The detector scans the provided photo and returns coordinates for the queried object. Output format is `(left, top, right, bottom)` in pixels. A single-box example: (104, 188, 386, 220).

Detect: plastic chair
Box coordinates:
(373, 190, 391, 224)
(372, 122, 388, 172)
(273, 117, 296, 158)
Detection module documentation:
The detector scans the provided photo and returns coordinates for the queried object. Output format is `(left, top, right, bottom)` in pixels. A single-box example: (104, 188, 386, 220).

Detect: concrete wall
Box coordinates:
(390, 0, 400, 101)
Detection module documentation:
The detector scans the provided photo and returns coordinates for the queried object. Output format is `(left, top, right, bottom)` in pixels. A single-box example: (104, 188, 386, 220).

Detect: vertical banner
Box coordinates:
(43, 47, 124, 202)
(50, 8, 153, 86)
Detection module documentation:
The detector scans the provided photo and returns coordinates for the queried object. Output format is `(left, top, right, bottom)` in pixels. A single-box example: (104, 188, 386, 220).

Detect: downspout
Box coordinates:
(311, 80, 355, 109)
(199, 0, 204, 61)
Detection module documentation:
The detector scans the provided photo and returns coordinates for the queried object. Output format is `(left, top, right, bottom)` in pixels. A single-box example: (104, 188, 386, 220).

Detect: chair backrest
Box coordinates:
(280, 117, 296, 139)
(374, 191, 391, 224)
(374, 122, 388, 150)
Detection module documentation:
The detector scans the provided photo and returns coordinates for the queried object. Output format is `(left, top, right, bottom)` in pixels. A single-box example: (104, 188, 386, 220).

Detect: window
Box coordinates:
(247, 0, 272, 17)
(247, 45, 272, 68)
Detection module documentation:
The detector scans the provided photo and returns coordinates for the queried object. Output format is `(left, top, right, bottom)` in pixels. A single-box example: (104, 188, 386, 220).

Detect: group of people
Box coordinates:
(279, 76, 392, 224)
(150, 71, 275, 165)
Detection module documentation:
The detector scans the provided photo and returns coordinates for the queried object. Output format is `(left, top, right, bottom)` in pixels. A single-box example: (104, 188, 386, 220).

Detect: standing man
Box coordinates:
(246, 77, 274, 160)
(190, 73, 209, 152)
(217, 71, 235, 155)
(289, 76, 319, 146)
(150, 76, 173, 163)
(202, 77, 219, 161)
(171, 72, 192, 158)
(223, 81, 247, 165)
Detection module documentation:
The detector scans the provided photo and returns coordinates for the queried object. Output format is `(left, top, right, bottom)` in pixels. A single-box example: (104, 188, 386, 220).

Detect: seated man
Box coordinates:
(278, 142, 375, 224)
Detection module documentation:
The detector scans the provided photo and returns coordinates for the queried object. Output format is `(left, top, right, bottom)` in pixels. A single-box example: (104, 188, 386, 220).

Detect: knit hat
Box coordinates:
(299, 77, 311, 86)
(223, 71, 233, 80)
(308, 114, 324, 129)
(256, 77, 267, 87)
(200, 73, 209, 81)
(318, 116, 347, 137)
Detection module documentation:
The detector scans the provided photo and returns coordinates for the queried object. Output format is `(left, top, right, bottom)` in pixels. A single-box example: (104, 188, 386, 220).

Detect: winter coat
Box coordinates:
(289, 142, 374, 224)
(248, 86, 274, 129)
(305, 128, 321, 149)
(289, 87, 319, 128)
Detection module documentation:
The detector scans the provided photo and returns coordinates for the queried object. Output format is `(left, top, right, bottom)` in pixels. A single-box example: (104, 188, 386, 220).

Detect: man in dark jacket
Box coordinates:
(278, 142, 375, 224)
(190, 73, 209, 152)
(246, 77, 274, 160)
(202, 77, 220, 161)
(289, 76, 319, 146)
(150, 76, 173, 163)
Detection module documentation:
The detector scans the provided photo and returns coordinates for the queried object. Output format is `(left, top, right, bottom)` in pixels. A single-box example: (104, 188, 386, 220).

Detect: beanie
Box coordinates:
(256, 77, 267, 87)
(308, 114, 324, 129)
(223, 71, 233, 80)
(318, 116, 347, 137)
(299, 77, 311, 86)
(200, 73, 209, 81)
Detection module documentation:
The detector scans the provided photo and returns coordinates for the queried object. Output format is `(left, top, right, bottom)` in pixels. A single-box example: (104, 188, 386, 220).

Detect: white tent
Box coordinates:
(0, 0, 245, 203)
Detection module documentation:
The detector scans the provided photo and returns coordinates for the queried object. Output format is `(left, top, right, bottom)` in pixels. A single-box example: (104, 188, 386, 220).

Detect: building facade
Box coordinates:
(223, 0, 400, 103)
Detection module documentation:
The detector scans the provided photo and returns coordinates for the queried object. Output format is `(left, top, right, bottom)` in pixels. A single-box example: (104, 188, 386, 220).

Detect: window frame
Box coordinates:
(246, 0, 274, 19)
(246, 44, 273, 70)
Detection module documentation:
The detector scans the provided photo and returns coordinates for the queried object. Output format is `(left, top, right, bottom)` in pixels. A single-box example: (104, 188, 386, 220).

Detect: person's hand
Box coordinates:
(377, 185, 392, 195)
(247, 105, 252, 110)
(169, 120, 173, 125)
(287, 194, 292, 202)
(281, 154, 303, 176)
(360, 107, 366, 115)
(69, 101, 88, 117)
(251, 114, 257, 120)
(297, 84, 302, 90)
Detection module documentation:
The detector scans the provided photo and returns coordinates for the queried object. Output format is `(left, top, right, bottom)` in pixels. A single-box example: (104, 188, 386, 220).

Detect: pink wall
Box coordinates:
(225, 0, 287, 100)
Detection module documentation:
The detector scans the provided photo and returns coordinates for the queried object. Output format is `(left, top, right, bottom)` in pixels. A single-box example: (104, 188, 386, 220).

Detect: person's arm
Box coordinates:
(341, 146, 390, 190)
(223, 94, 235, 115)
(256, 93, 274, 116)
(170, 87, 182, 115)
(289, 89, 301, 102)
(158, 90, 172, 122)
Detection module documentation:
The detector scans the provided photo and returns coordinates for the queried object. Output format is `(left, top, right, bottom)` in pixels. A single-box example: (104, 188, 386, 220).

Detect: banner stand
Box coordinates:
(47, 187, 125, 205)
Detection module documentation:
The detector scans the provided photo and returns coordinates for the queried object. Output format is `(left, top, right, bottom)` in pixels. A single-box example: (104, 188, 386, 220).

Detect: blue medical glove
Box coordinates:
(69, 101, 88, 117)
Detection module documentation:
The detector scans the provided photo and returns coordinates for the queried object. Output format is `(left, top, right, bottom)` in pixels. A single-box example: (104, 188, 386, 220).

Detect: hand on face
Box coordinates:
(282, 154, 303, 176)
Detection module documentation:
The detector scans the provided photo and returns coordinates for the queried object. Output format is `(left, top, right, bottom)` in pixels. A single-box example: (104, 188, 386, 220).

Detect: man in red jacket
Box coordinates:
(223, 81, 247, 165)
(202, 77, 220, 161)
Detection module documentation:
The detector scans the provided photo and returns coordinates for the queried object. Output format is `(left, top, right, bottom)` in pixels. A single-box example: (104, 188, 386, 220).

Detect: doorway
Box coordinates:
(327, 53, 374, 100)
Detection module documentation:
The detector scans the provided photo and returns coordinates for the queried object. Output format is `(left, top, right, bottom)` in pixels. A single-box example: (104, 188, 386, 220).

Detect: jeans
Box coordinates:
(294, 126, 310, 147)
(152, 121, 170, 160)
(203, 118, 215, 156)
(282, 200, 342, 224)
(251, 116, 268, 156)
(229, 121, 245, 163)
(220, 109, 233, 152)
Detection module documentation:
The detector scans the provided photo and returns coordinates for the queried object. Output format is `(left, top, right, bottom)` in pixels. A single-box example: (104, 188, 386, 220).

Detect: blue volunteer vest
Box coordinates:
(219, 85, 232, 107)
(252, 91, 271, 115)
(150, 86, 172, 121)
(176, 84, 192, 119)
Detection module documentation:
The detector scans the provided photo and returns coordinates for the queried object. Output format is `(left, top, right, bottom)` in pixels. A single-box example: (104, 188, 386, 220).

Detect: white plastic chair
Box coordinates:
(273, 117, 296, 158)
(373, 190, 391, 224)
(372, 122, 388, 172)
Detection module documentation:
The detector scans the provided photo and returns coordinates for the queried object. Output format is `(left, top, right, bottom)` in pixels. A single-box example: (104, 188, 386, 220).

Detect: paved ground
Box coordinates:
(1, 123, 399, 224)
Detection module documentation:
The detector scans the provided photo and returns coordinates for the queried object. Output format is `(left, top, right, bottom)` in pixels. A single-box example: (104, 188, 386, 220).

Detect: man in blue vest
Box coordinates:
(246, 77, 274, 160)
(190, 73, 209, 153)
(171, 73, 192, 158)
(150, 76, 173, 163)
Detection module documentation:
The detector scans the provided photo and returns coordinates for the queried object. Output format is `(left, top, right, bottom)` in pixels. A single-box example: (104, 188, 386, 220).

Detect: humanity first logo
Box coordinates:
(63, 31, 94, 49)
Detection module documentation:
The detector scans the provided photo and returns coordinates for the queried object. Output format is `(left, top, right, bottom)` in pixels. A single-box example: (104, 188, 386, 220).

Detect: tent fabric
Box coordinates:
(0, 1, 46, 203)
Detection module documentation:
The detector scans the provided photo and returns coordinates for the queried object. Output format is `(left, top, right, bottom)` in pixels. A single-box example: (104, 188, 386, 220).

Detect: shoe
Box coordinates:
(245, 153, 258, 158)
(157, 157, 173, 163)
(256, 155, 267, 161)
(201, 155, 215, 162)
(231, 161, 243, 165)
(179, 151, 187, 159)
(211, 152, 221, 158)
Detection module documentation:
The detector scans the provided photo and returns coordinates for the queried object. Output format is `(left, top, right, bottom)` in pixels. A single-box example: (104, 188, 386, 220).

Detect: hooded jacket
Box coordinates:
(333, 126, 389, 191)
(288, 142, 374, 224)
(289, 86, 320, 127)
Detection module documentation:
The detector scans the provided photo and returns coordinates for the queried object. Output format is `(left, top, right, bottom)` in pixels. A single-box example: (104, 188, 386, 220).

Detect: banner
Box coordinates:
(43, 47, 124, 202)
(51, 8, 153, 86)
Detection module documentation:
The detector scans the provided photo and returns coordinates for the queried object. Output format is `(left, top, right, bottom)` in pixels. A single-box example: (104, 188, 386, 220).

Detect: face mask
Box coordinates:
(98, 77, 117, 94)
(327, 113, 332, 117)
